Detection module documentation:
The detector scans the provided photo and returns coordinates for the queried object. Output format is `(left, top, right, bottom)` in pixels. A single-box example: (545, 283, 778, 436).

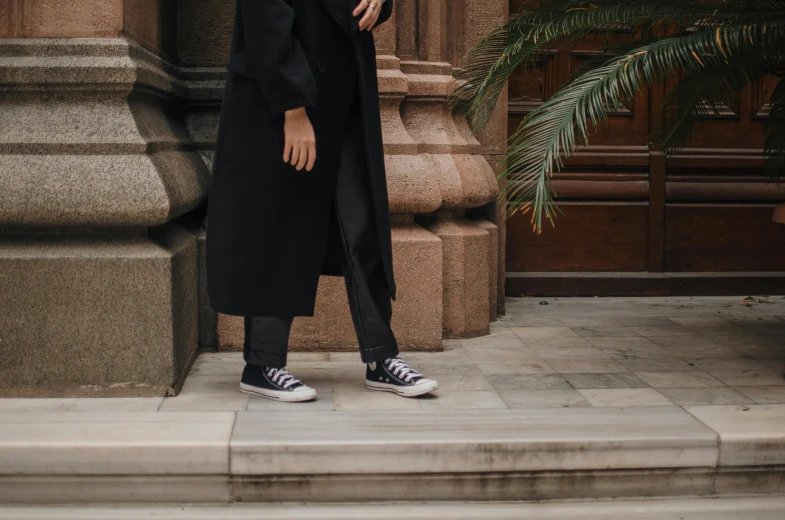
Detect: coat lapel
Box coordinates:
(319, 0, 356, 38)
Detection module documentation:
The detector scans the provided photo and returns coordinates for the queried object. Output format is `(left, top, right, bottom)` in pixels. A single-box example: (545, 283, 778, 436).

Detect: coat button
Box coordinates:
(317, 61, 327, 72)
(361, 49, 367, 57)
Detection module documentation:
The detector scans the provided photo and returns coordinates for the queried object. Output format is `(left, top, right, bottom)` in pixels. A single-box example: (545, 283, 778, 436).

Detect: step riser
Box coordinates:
(1, 467, 783, 504)
(3, 497, 785, 520)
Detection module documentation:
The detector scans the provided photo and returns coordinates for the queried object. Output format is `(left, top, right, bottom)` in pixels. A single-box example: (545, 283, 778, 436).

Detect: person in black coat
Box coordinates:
(205, 0, 439, 402)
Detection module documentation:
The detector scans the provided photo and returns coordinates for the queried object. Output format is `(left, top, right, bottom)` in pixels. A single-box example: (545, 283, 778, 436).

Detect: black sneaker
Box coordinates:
(239, 364, 317, 402)
(366, 357, 439, 397)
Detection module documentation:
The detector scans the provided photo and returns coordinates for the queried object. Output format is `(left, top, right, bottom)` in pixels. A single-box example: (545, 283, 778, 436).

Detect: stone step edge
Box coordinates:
(4, 407, 785, 476)
(1, 466, 783, 504)
(2, 496, 785, 520)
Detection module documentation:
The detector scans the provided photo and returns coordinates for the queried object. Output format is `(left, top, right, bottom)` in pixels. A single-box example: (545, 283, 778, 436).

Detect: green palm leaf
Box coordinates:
(450, 0, 785, 130)
(652, 49, 765, 153)
(502, 21, 785, 230)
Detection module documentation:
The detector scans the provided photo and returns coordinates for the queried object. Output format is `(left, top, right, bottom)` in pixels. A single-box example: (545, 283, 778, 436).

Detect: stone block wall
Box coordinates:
(0, 36, 207, 396)
(3, 0, 122, 38)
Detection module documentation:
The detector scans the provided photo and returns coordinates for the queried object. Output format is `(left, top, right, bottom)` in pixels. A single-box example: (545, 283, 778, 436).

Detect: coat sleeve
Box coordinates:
(373, 0, 393, 29)
(238, 0, 317, 115)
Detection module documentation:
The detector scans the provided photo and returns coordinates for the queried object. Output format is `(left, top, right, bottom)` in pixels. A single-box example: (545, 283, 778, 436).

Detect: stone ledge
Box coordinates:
(0, 38, 131, 58)
(0, 406, 783, 503)
(0, 39, 209, 227)
(1, 467, 782, 504)
(0, 412, 234, 476)
(230, 407, 718, 475)
(686, 404, 785, 466)
(0, 38, 183, 96)
(3, 497, 785, 519)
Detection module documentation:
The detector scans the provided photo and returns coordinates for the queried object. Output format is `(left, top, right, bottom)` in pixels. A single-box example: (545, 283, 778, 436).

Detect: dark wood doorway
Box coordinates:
(505, 1, 785, 296)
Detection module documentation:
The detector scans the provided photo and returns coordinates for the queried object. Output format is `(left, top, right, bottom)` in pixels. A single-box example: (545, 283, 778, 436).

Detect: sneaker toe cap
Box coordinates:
(291, 385, 316, 394)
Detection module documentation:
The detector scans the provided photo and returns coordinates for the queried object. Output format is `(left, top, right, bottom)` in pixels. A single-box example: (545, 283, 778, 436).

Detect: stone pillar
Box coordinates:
(400, 0, 500, 338)
(0, 1, 207, 396)
(460, 0, 510, 318)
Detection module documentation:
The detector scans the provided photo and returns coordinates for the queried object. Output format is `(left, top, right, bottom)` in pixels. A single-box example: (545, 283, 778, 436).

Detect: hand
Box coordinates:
(283, 107, 316, 171)
(353, 0, 381, 31)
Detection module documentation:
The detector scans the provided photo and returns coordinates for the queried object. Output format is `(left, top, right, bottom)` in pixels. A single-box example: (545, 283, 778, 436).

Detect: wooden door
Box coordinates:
(505, 2, 785, 296)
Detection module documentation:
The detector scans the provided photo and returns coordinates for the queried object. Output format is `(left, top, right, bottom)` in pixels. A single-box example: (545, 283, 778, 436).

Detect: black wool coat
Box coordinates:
(206, 0, 396, 317)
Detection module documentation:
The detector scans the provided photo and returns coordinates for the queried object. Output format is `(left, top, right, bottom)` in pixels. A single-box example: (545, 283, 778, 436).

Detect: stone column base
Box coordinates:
(217, 221, 443, 354)
(472, 217, 500, 324)
(425, 215, 491, 339)
(0, 226, 199, 397)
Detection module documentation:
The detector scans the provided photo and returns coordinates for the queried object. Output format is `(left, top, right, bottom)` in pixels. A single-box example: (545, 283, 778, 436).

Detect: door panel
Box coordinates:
(505, 2, 785, 294)
(507, 203, 648, 272)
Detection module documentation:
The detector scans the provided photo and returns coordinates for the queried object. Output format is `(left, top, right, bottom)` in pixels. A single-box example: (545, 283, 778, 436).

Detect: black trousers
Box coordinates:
(244, 89, 399, 368)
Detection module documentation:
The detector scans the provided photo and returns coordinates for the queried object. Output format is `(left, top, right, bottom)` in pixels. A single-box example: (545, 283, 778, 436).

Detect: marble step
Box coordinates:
(1, 405, 784, 503)
(2, 497, 785, 520)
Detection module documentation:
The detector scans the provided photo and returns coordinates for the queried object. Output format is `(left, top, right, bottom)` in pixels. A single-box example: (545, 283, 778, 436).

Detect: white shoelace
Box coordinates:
(386, 357, 421, 383)
(266, 368, 301, 389)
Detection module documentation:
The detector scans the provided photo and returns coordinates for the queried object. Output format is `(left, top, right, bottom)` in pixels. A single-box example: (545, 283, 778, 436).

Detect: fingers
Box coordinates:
(282, 104, 316, 171)
(285, 139, 316, 171)
(359, 11, 371, 30)
(356, 0, 380, 30)
(305, 142, 317, 172)
(289, 143, 301, 169)
(294, 142, 308, 171)
(352, 0, 367, 16)
(359, 0, 380, 31)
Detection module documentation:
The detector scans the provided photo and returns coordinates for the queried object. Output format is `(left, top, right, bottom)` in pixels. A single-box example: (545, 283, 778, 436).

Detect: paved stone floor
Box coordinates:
(1, 296, 783, 412)
(1, 296, 784, 508)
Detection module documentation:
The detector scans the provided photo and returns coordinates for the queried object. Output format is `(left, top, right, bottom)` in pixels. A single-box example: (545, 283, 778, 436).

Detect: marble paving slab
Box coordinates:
(230, 407, 718, 475)
(685, 404, 785, 466)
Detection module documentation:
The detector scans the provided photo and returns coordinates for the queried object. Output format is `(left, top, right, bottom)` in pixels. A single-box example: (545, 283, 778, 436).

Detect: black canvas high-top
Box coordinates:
(366, 357, 439, 397)
(240, 364, 317, 402)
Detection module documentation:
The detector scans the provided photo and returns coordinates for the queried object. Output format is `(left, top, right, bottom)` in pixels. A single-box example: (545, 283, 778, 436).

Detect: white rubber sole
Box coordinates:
(239, 382, 317, 402)
(365, 379, 439, 398)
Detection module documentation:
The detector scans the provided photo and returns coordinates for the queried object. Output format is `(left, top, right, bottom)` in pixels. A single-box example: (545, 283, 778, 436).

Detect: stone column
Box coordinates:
(460, 0, 510, 319)
(0, 0, 207, 396)
(400, 0, 501, 338)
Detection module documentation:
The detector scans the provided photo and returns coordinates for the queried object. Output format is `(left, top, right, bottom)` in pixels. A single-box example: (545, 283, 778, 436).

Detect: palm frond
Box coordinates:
(652, 48, 765, 152)
(450, 0, 785, 130)
(501, 20, 785, 230)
